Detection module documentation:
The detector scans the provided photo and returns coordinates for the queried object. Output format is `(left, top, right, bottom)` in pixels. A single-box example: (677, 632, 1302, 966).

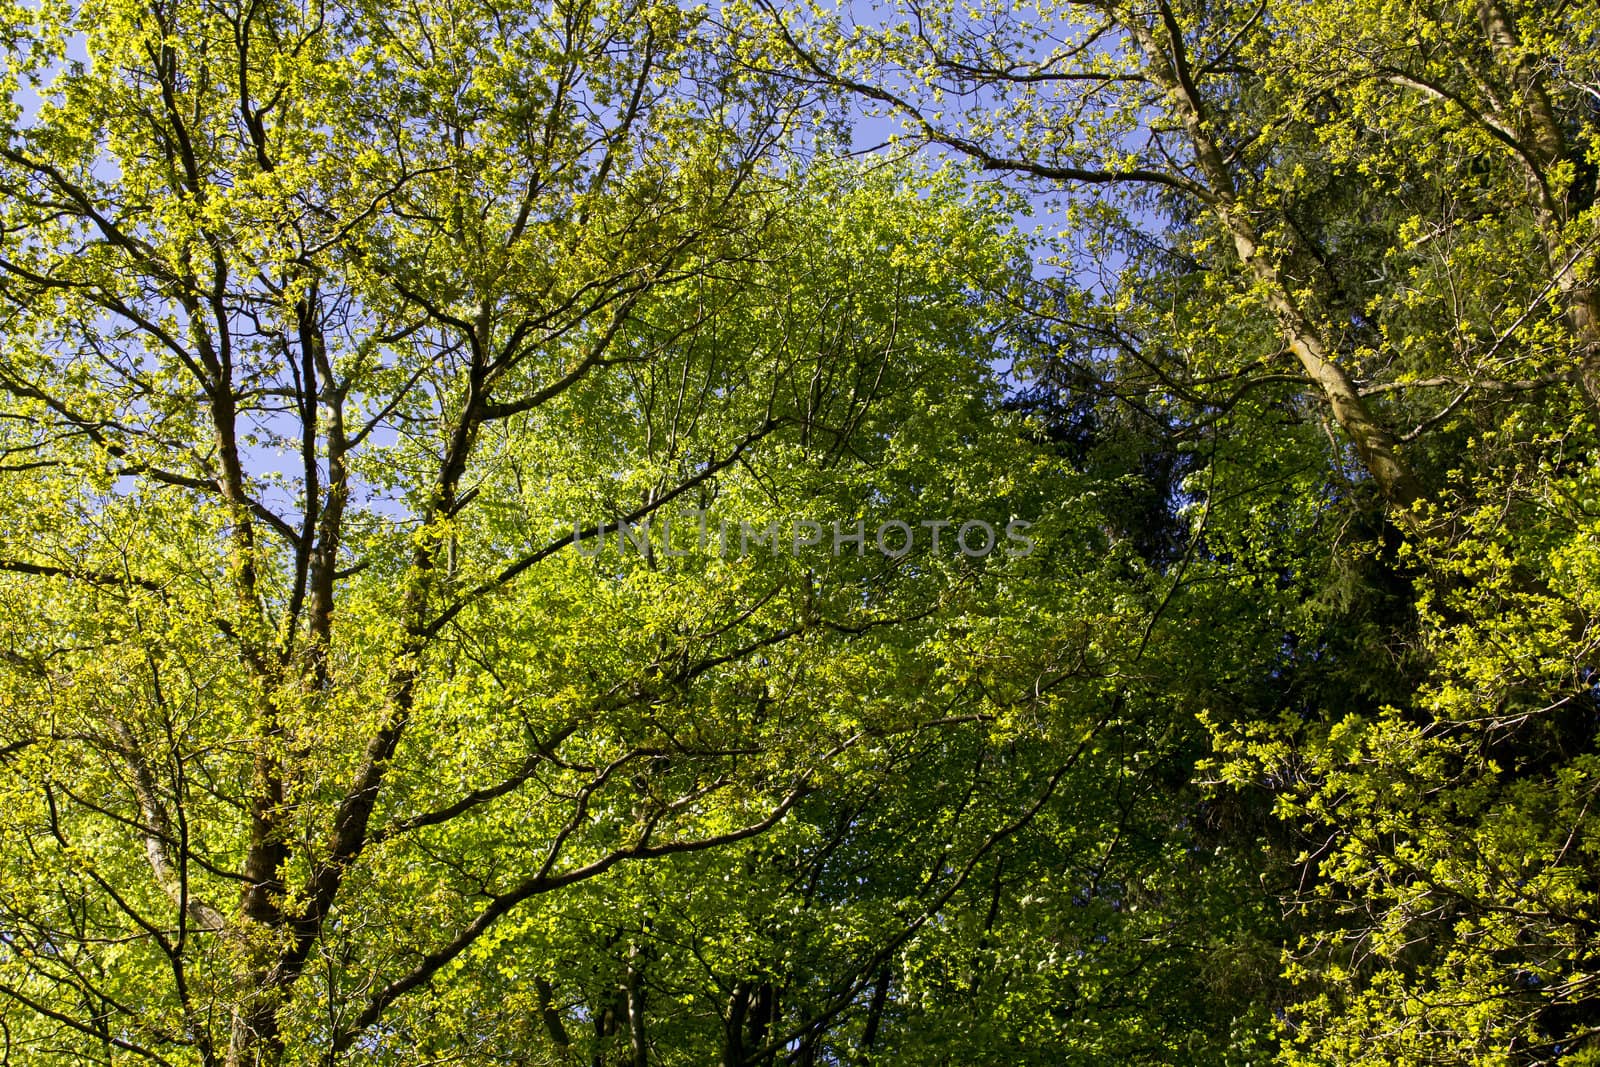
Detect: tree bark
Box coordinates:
(627, 943, 648, 1067)
(1131, 1, 1425, 506)
(1474, 0, 1600, 415)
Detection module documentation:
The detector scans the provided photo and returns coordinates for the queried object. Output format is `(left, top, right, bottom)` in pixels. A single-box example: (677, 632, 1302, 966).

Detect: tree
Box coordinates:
(0, 0, 1034, 1061)
(752, 0, 1440, 504)
(753, 0, 1600, 1061)
(7, 0, 1595, 1061)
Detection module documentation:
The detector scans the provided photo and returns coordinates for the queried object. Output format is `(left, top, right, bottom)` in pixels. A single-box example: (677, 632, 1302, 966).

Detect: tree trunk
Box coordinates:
(1131, 2, 1424, 506)
(1475, 0, 1600, 413)
(627, 943, 648, 1067)
(721, 982, 749, 1067)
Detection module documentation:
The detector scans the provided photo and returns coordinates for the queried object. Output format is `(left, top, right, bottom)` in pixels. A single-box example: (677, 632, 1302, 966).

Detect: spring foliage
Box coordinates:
(0, 0, 1596, 1063)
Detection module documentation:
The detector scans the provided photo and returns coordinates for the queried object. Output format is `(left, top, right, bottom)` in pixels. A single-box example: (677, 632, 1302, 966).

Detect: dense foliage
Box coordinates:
(0, 0, 1594, 1063)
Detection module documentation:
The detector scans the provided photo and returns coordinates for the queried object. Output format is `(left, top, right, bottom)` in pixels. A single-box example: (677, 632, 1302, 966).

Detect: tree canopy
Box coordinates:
(0, 0, 1596, 1063)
